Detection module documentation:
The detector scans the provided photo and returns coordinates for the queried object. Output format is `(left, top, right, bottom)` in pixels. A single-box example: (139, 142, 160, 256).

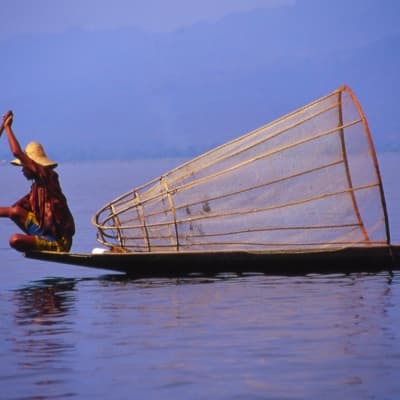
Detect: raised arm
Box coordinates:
(2, 111, 39, 172)
(0, 116, 6, 137)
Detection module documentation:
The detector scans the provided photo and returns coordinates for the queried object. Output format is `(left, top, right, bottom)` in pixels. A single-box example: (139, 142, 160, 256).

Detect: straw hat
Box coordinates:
(11, 141, 58, 168)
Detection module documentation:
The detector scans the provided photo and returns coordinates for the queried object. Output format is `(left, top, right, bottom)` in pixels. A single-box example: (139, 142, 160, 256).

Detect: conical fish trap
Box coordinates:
(93, 85, 390, 252)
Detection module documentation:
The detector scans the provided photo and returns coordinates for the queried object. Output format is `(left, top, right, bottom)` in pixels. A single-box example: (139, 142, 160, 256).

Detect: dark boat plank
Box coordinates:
(25, 245, 400, 276)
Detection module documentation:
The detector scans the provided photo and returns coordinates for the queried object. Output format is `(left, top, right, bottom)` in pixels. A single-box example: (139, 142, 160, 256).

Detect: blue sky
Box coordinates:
(0, 0, 399, 160)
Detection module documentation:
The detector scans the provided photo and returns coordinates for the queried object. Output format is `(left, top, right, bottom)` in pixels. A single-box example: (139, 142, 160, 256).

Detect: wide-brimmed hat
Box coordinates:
(11, 141, 58, 168)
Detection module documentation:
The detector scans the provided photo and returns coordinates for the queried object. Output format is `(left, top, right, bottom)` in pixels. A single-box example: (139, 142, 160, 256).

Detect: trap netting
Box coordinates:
(93, 85, 390, 252)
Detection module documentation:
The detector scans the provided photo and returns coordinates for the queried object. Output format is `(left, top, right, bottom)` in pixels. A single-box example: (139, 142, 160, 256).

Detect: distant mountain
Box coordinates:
(0, 1, 399, 161)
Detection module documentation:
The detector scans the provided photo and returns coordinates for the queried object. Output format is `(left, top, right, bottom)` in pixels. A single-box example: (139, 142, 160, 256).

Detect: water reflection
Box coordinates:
(15, 278, 76, 326)
(10, 278, 78, 399)
(97, 272, 244, 288)
(4, 271, 400, 400)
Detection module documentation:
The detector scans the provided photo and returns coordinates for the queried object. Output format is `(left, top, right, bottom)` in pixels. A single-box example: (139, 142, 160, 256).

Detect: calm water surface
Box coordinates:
(0, 153, 399, 400)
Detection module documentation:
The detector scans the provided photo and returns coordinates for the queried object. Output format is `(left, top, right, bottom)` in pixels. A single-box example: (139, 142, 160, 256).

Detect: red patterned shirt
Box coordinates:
(14, 163, 75, 241)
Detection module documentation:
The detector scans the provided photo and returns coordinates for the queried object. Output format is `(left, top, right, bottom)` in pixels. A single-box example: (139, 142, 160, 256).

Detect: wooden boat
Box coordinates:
(25, 85, 400, 275)
(26, 245, 400, 276)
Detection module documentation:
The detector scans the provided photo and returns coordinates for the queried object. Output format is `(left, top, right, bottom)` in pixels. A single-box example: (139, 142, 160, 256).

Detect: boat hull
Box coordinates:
(25, 245, 400, 276)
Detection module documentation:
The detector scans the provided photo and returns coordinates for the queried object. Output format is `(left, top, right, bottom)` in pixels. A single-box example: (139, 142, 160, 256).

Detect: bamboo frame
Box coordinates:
(337, 89, 369, 242)
(344, 86, 391, 244)
(93, 97, 342, 219)
(93, 86, 392, 252)
(108, 88, 344, 199)
(123, 159, 347, 222)
(98, 182, 378, 232)
(95, 117, 362, 225)
(161, 176, 180, 250)
(134, 190, 151, 251)
(98, 223, 363, 243)
(95, 236, 387, 251)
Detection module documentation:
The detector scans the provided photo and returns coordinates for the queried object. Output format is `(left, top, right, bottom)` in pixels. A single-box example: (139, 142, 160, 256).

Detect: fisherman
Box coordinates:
(0, 110, 75, 252)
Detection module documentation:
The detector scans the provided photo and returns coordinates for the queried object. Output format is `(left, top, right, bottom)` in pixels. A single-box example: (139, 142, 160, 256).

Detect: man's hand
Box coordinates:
(0, 110, 13, 137)
(2, 110, 13, 127)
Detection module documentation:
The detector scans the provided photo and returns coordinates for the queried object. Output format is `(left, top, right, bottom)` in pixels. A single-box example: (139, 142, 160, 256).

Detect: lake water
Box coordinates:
(0, 153, 399, 400)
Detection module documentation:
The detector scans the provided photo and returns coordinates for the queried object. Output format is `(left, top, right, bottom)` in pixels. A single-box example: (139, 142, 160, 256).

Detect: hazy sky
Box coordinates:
(0, 0, 295, 37)
(0, 0, 399, 160)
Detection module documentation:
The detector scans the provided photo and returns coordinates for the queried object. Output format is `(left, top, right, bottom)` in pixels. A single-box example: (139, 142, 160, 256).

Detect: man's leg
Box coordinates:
(1, 206, 66, 252)
(10, 233, 67, 252)
(0, 206, 39, 251)
(9, 233, 38, 252)
(0, 205, 30, 231)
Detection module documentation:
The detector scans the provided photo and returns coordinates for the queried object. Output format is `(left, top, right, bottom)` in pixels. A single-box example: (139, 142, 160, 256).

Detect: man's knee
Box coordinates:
(9, 234, 24, 251)
(9, 233, 35, 252)
(9, 206, 26, 221)
(8, 206, 30, 232)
